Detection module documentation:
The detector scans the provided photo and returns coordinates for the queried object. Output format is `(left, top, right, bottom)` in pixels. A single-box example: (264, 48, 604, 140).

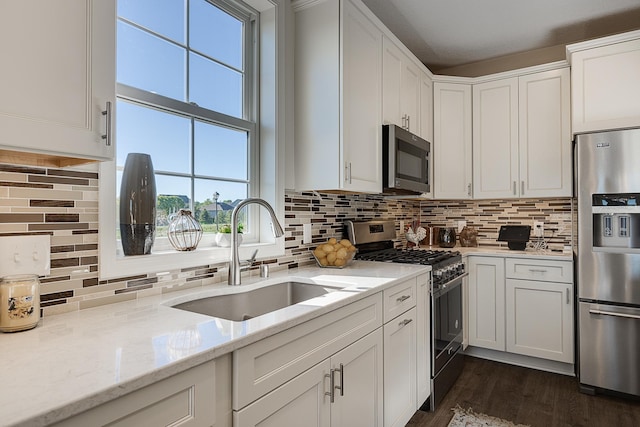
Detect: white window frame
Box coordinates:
(99, 0, 286, 280)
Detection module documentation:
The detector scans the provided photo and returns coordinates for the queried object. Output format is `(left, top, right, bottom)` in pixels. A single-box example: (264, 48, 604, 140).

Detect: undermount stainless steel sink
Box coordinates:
(170, 282, 342, 322)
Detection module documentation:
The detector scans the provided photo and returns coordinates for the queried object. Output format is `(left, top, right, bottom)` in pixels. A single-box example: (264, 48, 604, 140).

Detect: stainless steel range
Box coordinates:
(345, 220, 467, 411)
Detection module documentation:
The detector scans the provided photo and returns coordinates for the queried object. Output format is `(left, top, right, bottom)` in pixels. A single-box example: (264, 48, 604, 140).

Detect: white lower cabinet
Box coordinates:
(383, 307, 417, 427)
(55, 356, 232, 427)
(468, 256, 506, 351)
(468, 255, 574, 365)
(234, 330, 384, 427)
(505, 279, 573, 363)
(416, 274, 431, 406)
(504, 258, 574, 363)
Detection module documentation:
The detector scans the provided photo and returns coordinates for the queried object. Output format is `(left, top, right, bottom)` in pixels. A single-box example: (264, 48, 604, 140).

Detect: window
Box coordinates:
(99, 0, 285, 278)
(117, 0, 257, 252)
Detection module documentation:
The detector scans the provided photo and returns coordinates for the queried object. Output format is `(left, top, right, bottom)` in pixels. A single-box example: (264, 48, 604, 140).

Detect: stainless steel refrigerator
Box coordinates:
(575, 127, 640, 397)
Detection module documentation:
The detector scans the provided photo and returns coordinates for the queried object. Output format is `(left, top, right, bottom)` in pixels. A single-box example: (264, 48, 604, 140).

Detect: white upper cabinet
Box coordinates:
(294, 0, 382, 193)
(473, 68, 571, 199)
(567, 31, 640, 134)
(473, 78, 519, 199)
(518, 68, 571, 198)
(419, 72, 434, 143)
(433, 82, 473, 199)
(0, 0, 115, 167)
(382, 37, 420, 135)
(382, 36, 433, 142)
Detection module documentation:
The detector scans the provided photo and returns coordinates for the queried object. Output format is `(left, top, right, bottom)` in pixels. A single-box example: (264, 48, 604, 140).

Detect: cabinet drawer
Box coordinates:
(233, 293, 383, 410)
(383, 278, 417, 323)
(505, 258, 573, 283)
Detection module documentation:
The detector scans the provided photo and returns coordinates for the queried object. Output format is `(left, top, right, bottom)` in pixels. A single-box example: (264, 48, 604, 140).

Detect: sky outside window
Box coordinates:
(116, 0, 250, 210)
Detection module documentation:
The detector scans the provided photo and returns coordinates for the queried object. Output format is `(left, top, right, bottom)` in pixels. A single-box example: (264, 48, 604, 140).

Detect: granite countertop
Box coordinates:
(0, 261, 429, 427)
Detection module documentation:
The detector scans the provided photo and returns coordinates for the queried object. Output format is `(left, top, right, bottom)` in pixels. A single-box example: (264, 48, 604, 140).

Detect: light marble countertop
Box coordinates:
(0, 261, 429, 427)
(412, 245, 573, 260)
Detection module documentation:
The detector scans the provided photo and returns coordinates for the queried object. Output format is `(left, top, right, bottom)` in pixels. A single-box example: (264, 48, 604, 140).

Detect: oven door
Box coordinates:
(432, 276, 464, 376)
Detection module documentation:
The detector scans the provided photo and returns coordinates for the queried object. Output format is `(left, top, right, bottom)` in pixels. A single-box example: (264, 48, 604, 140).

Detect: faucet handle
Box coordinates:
(248, 249, 258, 265)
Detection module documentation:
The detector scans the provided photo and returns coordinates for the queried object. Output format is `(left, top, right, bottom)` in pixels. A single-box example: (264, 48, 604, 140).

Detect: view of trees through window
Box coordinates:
(116, 0, 255, 246)
(156, 195, 246, 234)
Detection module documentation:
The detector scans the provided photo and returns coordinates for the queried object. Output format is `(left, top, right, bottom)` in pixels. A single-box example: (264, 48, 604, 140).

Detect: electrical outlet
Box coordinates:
(533, 221, 544, 238)
(457, 220, 466, 232)
(303, 223, 312, 244)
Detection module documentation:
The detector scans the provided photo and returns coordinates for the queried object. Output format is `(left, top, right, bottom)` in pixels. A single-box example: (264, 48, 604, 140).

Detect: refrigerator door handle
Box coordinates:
(589, 308, 640, 320)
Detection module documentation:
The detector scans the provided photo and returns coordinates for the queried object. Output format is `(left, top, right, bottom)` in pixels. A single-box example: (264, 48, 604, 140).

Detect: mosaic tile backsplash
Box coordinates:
(0, 163, 572, 318)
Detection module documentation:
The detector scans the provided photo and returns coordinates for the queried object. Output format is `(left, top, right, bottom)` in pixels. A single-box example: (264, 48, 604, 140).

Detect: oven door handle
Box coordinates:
(432, 272, 467, 298)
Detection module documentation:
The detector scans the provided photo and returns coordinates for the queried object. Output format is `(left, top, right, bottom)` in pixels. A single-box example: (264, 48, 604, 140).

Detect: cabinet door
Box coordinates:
(433, 82, 473, 199)
(473, 78, 519, 199)
(342, 0, 382, 193)
(331, 329, 384, 427)
(519, 68, 572, 198)
(382, 37, 421, 135)
(383, 307, 417, 427)
(420, 71, 434, 143)
(400, 60, 421, 135)
(416, 275, 432, 407)
(506, 279, 574, 363)
(570, 37, 640, 134)
(57, 358, 230, 427)
(468, 256, 505, 351)
(234, 360, 331, 427)
(0, 0, 115, 164)
(382, 37, 404, 128)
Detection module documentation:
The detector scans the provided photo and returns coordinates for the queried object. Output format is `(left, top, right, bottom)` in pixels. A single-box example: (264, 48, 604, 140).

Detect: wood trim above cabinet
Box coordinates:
(0, 149, 100, 168)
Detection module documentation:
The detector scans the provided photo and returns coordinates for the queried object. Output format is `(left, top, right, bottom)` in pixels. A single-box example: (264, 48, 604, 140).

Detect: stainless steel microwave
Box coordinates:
(382, 124, 431, 194)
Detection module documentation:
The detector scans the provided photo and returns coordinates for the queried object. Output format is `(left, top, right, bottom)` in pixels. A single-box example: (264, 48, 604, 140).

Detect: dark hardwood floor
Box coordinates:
(407, 356, 640, 427)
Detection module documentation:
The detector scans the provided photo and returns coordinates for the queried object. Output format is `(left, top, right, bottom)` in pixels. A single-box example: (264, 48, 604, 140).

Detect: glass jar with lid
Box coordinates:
(0, 274, 40, 332)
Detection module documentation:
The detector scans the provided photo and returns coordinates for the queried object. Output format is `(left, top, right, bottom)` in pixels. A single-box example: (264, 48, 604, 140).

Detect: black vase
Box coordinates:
(119, 153, 157, 255)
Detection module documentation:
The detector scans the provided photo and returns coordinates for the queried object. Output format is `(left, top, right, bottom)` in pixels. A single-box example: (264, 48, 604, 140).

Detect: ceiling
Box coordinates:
(361, 0, 640, 75)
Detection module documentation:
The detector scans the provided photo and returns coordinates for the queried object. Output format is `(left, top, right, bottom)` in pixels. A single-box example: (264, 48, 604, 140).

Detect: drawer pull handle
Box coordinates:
(336, 363, 344, 397)
(566, 288, 570, 305)
(528, 269, 548, 273)
(396, 295, 410, 303)
(325, 371, 335, 403)
(399, 318, 413, 328)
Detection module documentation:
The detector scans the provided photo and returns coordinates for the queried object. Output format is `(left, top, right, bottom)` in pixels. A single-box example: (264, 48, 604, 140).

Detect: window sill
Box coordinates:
(101, 240, 284, 280)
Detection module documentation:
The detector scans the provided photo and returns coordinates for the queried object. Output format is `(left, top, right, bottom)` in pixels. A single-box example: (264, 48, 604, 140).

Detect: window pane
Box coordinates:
(155, 175, 192, 231)
(193, 121, 247, 179)
(190, 0, 243, 69)
(189, 52, 242, 118)
(117, 21, 186, 101)
(194, 179, 247, 230)
(116, 101, 191, 174)
(118, 0, 186, 44)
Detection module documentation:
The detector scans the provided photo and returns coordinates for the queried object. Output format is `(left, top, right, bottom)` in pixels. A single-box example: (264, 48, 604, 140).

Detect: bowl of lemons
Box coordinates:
(311, 238, 357, 268)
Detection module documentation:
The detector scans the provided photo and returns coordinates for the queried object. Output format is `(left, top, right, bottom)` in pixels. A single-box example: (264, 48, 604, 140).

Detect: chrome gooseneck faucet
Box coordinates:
(228, 198, 284, 285)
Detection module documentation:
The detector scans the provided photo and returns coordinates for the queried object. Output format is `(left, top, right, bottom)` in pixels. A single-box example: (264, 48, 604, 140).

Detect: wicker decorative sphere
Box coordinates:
(167, 209, 203, 251)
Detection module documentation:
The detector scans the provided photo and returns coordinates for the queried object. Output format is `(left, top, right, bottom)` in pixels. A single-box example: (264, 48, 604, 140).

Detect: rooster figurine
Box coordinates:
(405, 219, 426, 248)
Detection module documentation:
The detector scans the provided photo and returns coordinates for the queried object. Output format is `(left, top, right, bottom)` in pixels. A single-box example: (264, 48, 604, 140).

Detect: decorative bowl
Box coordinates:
(310, 244, 357, 268)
